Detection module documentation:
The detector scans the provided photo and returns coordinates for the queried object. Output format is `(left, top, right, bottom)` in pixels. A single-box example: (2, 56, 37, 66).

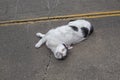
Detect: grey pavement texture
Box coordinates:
(0, 0, 120, 80)
(0, 0, 120, 21)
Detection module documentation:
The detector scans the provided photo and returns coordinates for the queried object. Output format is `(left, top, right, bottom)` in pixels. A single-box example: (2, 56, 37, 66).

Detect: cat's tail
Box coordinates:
(36, 32, 45, 38)
(81, 25, 94, 38)
(88, 25, 94, 36)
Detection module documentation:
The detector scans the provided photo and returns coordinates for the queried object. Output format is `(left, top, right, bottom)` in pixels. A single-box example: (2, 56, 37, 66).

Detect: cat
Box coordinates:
(35, 19, 94, 60)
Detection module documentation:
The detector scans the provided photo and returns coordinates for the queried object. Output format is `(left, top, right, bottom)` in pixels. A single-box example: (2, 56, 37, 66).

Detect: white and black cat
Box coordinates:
(35, 19, 94, 60)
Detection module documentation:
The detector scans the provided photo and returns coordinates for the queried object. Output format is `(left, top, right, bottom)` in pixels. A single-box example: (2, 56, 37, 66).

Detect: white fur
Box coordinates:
(35, 19, 92, 59)
(68, 20, 91, 32)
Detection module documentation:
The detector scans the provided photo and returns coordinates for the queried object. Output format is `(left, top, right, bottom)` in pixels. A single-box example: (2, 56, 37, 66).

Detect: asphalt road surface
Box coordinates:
(0, 0, 120, 80)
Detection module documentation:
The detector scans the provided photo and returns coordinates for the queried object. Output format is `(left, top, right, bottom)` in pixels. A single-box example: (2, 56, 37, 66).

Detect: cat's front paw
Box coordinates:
(35, 43, 40, 48)
(68, 46, 73, 49)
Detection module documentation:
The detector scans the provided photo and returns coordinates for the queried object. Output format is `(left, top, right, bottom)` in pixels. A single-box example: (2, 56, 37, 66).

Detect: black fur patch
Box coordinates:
(81, 27, 89, 38)
(89, 25, 94, 36)
(69, 19, 76, 22)
(69, 26, 78, 32)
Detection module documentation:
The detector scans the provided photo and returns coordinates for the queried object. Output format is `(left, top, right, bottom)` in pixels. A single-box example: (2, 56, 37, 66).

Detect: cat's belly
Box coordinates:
(64, 35, 85, 45)
(46, 28, 85, 45)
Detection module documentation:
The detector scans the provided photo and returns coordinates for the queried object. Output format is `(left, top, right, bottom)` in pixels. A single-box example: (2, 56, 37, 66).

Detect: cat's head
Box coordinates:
(54, 44, 68, 60)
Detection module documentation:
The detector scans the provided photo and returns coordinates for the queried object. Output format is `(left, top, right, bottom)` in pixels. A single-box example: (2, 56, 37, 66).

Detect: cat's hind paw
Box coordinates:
(36, 32, 45, 38)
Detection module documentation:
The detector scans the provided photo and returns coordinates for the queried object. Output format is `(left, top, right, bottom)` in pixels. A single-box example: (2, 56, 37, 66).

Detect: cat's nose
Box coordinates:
(55, 52, 67, 60)
(59, 55, 67, 60)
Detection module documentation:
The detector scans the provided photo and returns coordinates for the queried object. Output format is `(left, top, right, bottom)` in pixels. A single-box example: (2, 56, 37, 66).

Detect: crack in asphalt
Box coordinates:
(43, 1, 52, 79)
(43, 54, 52, 80)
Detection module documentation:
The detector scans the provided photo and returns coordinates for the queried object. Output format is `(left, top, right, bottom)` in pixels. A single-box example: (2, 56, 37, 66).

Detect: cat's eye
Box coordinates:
(62, 49, 65, 52)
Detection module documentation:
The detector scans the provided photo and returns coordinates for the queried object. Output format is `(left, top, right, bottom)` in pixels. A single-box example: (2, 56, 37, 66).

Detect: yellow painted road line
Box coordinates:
(0, 10, 120, 26)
